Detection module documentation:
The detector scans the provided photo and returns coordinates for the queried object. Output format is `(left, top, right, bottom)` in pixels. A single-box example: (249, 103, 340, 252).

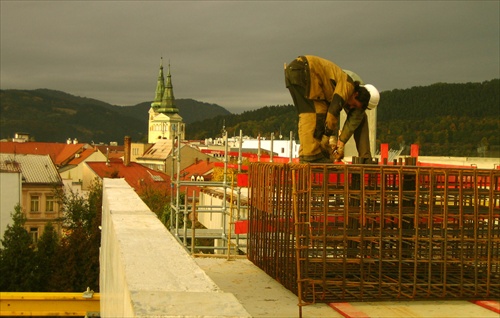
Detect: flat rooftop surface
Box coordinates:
(195, 257, 499, 318)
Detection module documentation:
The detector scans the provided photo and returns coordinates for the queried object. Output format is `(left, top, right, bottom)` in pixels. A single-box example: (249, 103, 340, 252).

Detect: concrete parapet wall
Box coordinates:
(101, 178, 250, 317)
(418, 156, 500, 169)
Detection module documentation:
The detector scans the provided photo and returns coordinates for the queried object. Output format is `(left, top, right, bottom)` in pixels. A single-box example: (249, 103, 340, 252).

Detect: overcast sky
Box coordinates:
(1, 1, 499, 113)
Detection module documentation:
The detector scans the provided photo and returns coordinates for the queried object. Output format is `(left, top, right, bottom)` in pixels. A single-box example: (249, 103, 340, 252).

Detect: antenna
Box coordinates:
(221, 119, 226, 136)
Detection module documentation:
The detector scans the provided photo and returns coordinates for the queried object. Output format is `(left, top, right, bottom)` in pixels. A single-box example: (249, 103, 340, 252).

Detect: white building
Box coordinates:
(0, 163, 22, 244)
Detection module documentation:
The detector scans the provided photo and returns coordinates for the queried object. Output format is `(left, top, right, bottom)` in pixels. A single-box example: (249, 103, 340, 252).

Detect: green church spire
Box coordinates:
(159, 62, 178, 113)
(151, 58, 165, 109)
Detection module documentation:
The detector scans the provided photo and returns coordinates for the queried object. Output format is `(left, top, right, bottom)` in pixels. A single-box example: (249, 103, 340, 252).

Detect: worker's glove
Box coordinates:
(333, 145, 344, 162)
(319, 135, 334, 161)
(328, 136, 337, 150)
(320, 135, 330, 148)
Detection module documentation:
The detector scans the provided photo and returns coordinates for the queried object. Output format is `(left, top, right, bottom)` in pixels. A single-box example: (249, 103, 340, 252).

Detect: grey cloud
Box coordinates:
(1, 1, 498, 113)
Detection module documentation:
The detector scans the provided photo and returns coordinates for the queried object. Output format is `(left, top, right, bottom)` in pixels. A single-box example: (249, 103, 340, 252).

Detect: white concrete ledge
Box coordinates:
(418, 156, 500, 169)
(101, 178, 250, 317)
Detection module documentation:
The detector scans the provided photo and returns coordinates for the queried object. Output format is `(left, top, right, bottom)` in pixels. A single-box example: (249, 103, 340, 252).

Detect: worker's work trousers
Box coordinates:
(285, 58, 332, 162)
(295, 102, 332, 162)
(353, 112, 372, 163)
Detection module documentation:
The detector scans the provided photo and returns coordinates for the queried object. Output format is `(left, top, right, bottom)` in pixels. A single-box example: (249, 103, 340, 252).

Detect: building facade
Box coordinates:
(0, 154, 64, 242)
(0, 166, 22, 244)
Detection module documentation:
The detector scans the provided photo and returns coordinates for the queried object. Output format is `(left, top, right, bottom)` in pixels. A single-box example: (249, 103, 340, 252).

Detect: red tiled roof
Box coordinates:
(86, 159, 171, 194)
(0, 142, 89, 166)
(68, 148, 98, 165)
(96, 145, 124, 159)
(55, 144, 87, 165)
(180, 158, 216, 181)
(174, 159, 217, 196)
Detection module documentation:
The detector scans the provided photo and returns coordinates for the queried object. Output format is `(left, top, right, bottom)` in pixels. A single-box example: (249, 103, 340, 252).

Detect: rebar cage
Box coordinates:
(247, 162, 500, 303)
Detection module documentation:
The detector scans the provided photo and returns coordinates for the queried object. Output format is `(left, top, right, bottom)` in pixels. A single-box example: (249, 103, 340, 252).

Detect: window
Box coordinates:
(30, 227, 39, 243)
(30, 195, 40, 212)
(46, 195, 55, 212)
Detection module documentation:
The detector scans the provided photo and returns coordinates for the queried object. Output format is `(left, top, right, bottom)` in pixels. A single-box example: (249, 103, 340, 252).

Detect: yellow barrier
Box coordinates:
(0, 292, 100, 316)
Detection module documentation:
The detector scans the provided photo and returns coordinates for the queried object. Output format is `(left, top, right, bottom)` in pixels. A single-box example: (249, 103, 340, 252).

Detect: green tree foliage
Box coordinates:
(0, 181, 103, 293)
(55, 187, 95, 232)
(0, 204, 36, 291)
(187, 105, 298, 140)
(139, 183, 171, 220)
(375, 80, 499, 156)
(51, 225, 99, 292)
(187, 80, 499, 157)
(33, 222, 59, 291)
(378, 80, 499, 121)
(3, 80, 497, 156)
(51, 180, 102, 292)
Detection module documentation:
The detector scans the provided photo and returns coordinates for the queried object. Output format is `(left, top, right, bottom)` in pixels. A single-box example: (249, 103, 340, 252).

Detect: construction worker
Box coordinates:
(284, 55, 380, 163)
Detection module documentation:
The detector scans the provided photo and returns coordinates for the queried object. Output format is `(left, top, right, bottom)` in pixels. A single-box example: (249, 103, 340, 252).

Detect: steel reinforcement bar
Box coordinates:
(247, 162, 500, 304)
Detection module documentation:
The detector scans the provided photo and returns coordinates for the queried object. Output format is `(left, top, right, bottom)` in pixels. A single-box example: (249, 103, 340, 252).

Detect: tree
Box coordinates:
(55, 186, 94, 232)
(139, 182, 171, 219)
(51, 179, 102, 292)
(33, 222, 59, 291)
(0, 204, 36, 291)
(51, 226, 97, 292)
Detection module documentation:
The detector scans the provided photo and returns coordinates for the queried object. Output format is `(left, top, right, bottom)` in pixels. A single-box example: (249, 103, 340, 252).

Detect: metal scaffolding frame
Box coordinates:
(169, 127, 287, 256)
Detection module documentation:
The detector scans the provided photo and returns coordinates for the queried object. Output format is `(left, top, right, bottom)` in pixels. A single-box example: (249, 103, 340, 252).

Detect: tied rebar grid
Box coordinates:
(247, 162, 500, 304)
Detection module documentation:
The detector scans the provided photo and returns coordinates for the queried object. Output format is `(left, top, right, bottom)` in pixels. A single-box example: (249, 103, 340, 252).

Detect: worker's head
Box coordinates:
(356, 84, 380, 110)
(348, 83, 380, 110)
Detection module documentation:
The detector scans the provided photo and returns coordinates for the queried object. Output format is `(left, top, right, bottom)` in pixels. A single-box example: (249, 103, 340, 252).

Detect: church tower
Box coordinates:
(148, 58, 185, 143)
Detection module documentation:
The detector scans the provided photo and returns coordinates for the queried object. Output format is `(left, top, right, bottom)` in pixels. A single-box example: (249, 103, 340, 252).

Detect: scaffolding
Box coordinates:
(167, 129, 293, 257)
(247, 162, 500, 306)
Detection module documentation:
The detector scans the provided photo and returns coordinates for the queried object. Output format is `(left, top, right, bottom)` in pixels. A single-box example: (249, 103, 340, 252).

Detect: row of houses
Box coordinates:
(0, 59, 296, 245)
(0, 137, 224, 244)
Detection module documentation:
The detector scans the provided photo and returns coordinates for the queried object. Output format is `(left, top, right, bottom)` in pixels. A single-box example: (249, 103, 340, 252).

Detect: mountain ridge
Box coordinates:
(1, 79, 499, 157)
(0, 88, 231, 143)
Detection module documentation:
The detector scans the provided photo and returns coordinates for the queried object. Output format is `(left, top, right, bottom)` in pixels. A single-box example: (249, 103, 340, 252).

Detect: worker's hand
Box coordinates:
(324, 113, 338, 136)
(328, 136, 337, 149)
(333, 145, 344, 162)
(320, 135, 330, 147)
(319, 135, 337, 162)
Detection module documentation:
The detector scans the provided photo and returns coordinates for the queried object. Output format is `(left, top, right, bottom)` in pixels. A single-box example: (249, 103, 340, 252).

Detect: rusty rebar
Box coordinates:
(247, 163, 500, 303)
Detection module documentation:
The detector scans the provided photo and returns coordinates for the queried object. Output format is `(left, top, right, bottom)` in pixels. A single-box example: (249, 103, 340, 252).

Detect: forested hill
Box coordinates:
(376, 80, 499, 156)
(0, 89, 230, 143)
(1, 80, 498, 156)
(186, 79, 499, 157)
(378, 80, 499, 121)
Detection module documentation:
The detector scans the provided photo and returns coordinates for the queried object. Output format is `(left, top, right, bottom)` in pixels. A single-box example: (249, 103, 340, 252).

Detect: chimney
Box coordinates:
(124, 136, 131, 166)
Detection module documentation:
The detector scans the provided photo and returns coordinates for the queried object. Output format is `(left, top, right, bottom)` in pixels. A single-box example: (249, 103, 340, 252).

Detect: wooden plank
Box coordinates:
(328, 302, 370, 318)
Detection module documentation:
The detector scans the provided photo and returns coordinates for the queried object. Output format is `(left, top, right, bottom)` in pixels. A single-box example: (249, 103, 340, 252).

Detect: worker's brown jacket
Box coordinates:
(303, 55, 366, 144)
